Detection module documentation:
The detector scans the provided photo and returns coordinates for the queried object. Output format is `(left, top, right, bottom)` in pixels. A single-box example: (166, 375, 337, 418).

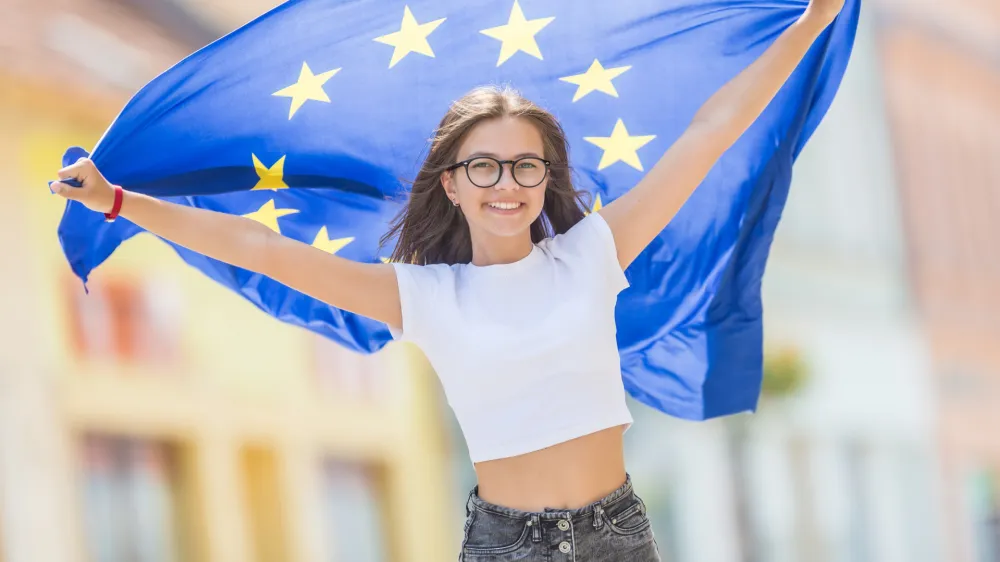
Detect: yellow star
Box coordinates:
(585, 193, 604, 215)
(584, 119, 656, 171)
(242, 199, 299, 234)
(251, 154, 288, 190)
(479, 0, 554, 66)
(380, 257, 393, 263)
(311, 227, 354, 254)
(272, 62, 340, 119)
(592, 193, 604, 212)
(373, 6, 446, 68)
(584, 193, 604, 216)
(560, 60, 631, 102)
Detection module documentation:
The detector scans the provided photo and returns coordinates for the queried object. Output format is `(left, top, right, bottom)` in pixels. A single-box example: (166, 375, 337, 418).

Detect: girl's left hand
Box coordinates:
(805, 0, 846, 24)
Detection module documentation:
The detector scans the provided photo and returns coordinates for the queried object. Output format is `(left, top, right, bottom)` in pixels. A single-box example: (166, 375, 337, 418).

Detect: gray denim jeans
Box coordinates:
(459, 474, 661, 561)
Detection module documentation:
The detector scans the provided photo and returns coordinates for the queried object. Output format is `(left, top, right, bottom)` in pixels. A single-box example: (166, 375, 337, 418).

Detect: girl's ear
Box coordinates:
(440, 170, 456, 199)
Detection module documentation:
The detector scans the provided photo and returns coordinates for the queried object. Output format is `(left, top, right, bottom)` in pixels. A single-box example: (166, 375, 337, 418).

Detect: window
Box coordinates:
(312, 335, 390, 404)
(78, 434, 181, 562)
(966, 468, 1000, 562)
(240, 445, 289, 562)
(64, 273, 182, 366)
(320, 460, 387, 562)
(843, 439, 873, 562)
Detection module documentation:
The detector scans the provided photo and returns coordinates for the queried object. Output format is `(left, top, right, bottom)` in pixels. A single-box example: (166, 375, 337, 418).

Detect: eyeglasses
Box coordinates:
(446, 156, 551, 188)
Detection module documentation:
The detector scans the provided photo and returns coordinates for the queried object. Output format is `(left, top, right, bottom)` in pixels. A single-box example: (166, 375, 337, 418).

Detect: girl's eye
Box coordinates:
(517, 162, 537, 169)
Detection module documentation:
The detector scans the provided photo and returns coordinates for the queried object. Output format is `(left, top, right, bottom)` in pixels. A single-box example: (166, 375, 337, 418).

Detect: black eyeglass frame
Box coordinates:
(445, 156, 552, 188)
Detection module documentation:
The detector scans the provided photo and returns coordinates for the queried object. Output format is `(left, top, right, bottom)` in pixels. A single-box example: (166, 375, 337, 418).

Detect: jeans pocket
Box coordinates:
(463, 508, 532, 556)
(602, 495, 651, 536)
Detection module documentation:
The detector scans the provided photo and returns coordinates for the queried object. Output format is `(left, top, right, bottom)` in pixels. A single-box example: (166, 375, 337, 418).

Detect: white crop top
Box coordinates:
(388, 211, 634, 462)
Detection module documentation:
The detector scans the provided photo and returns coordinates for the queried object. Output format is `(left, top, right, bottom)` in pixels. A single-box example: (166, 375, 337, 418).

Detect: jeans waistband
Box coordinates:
(466, 473, 635, 521)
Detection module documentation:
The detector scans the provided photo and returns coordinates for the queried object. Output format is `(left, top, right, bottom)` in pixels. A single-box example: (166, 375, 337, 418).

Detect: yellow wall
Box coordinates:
(1, 71, 456, 562)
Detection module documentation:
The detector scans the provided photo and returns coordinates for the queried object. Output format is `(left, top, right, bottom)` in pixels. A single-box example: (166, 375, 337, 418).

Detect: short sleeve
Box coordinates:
(546, 212, 629, 295)
(587, 212, 630, 293)
(388, 262, 449, 343)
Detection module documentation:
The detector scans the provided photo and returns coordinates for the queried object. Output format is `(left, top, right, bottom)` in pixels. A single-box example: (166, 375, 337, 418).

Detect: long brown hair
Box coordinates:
(379, 84, 592, 265)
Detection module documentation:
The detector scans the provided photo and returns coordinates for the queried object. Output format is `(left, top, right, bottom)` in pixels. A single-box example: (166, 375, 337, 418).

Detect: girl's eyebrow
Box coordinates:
(465, 151, 542, 159)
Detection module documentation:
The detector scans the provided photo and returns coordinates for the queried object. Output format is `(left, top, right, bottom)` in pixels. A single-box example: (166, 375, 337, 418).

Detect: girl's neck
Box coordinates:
(469, 232, 534, 267)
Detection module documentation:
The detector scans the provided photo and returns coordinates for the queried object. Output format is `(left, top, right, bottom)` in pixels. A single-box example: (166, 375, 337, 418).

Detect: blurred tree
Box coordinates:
(760, 347, 808, 399)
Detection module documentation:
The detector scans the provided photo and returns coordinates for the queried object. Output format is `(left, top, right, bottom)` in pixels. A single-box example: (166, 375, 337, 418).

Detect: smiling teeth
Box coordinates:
(489, 202, 521, 210)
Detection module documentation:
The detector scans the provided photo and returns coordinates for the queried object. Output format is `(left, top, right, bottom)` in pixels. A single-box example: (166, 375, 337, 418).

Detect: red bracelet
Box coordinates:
(104, 185, 124, 222)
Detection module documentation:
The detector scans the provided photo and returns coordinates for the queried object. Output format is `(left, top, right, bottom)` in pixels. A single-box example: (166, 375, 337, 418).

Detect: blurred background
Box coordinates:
(1, 0, 998, 561)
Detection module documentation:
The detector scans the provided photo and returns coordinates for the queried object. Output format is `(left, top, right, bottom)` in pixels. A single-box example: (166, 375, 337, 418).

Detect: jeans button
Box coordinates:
(557, 520, 570, 531)
(559, 541, 571, 553)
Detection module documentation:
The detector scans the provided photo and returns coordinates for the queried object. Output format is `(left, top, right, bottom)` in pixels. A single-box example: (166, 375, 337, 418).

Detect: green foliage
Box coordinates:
(760, 346, 808, 399)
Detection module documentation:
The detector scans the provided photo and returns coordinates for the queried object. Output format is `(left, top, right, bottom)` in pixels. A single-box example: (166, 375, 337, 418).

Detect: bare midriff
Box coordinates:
(472, 424, 629, 512)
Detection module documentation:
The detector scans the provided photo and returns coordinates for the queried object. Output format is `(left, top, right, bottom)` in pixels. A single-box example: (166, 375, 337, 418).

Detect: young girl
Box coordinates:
(51, 1, 843, 559)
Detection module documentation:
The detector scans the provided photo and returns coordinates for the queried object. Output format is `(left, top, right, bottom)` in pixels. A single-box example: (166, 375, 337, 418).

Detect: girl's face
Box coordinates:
(441, 116, 548, 241)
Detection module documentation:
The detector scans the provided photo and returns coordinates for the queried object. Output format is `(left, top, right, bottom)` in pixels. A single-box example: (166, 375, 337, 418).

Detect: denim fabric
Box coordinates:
(459, 474, 661, 561)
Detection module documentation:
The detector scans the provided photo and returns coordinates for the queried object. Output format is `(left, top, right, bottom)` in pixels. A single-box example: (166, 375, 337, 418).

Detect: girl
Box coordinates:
(51, 0, 844, 559)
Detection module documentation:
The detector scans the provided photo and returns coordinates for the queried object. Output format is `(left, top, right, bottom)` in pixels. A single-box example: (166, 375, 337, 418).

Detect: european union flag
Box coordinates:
(56, 0, 860, 420)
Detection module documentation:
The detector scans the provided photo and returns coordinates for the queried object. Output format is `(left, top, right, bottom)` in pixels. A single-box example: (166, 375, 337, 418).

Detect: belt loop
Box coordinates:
(593, 504, 604, 529)
(465, 487, 475, 517)
(530, 514, 541, 542)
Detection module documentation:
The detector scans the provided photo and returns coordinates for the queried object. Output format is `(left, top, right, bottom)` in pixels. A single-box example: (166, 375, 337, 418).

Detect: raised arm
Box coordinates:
(600, 0, 845, 269)
(51, 158, 403, 329)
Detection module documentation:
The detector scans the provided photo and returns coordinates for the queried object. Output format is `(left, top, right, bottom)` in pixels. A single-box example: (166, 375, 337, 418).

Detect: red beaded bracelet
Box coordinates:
(104, 184, 123, 222)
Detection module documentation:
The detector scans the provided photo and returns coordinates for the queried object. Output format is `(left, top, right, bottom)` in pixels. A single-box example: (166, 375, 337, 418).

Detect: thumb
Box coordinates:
(50, 181, 80, 200)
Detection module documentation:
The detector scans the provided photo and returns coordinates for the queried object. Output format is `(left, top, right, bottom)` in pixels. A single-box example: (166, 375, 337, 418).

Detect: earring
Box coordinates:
(451, 199, 459, 206)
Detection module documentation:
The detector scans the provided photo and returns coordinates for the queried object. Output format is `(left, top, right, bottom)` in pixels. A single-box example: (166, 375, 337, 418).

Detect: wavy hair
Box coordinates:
(379, 85, 592, 265)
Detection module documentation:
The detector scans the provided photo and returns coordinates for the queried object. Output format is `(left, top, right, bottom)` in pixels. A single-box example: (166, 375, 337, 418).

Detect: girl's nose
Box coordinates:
(494, 165, 520, 191)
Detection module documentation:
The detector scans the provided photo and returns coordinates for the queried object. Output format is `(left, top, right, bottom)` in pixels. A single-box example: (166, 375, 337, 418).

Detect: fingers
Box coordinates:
(57, 156, 96, 184)
(53, 157, 98, 197)
(52, 157, 93, 198)
(50, 158, 115, 212)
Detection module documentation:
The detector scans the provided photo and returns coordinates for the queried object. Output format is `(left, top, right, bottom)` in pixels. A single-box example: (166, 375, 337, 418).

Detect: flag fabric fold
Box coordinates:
(56, 0, 860, 420)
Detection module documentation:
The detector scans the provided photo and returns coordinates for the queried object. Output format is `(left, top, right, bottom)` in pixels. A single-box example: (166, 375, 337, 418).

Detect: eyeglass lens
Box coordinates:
(465, 157, 547, 187)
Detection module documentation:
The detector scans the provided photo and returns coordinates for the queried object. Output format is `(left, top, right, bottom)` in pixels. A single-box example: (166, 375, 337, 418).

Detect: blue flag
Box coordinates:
(56, 0, 860, 420)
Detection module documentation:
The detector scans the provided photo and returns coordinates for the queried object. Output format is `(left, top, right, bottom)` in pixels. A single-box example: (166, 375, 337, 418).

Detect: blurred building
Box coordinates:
(0, 2, 454, 562)
(620, 4, 945, 562)
(875, 0, 1000, 561)
(745, 4, 942, 559)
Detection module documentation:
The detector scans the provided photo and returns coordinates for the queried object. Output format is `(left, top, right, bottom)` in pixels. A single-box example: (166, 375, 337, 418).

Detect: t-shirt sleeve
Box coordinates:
(387, 262, 447, 343)
(549, 211, 630, 294)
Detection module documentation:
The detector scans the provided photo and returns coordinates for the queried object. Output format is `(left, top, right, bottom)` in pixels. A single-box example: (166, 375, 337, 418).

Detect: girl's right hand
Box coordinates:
(50, 157, 117, 214)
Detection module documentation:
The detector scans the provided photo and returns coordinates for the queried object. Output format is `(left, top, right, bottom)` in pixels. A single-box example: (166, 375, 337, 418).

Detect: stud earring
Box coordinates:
(451, 199, 459, 206)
